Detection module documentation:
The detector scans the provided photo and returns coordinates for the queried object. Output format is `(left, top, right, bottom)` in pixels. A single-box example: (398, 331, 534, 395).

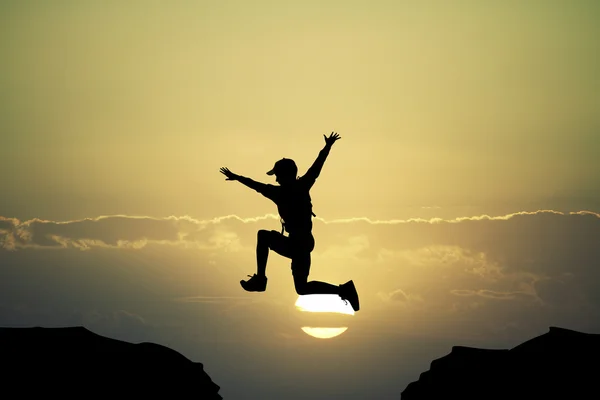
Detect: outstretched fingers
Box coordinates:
(324, 131, 342, 144)
(220, 167, 235, 180)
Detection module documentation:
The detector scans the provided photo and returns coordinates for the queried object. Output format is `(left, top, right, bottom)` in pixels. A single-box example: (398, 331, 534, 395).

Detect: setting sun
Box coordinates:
(295, 295, 355, 316)
(301, 327, 349, 340)
(295, 295, 354, 339)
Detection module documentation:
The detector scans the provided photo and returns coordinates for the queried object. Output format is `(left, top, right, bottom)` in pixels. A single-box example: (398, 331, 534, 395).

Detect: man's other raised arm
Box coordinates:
(303, 143, 331, 186)
(302, 132, 341, 188)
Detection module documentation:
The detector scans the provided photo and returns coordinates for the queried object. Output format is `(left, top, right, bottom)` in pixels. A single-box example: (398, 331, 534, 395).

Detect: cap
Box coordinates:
(266, 158, 297, 176)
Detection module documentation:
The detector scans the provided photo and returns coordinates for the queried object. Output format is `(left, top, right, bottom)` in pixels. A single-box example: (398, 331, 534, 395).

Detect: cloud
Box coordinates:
(81, 309, 147, 329)
(0, 217, 20, 251)
(533, 275, 588, 308)
(74, 309, 154, 343)
(20, 215, 185, 248)
(379, 288, 424, 305)
(0, 304, 148, 340)
(0, 214, 273, 251)
(312, 209, 598, 225)
(173, 296, 253, 303)
(389, 289, 409, 302)
(450, 289, 533, 301)
(1, 209, 599, 336)
(1, 209, 598, 252)
(0, 216, 18, 230)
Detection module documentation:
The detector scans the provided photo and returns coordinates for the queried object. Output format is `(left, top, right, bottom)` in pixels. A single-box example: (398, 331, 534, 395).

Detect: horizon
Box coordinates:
(2, 1, 600, 399)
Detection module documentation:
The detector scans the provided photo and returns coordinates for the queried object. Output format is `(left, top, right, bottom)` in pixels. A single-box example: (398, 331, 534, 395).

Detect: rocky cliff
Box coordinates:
(0, 326, 222, 399)
(402, 326, 600, 400)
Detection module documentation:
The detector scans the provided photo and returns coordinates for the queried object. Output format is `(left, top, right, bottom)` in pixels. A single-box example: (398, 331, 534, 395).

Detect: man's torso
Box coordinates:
(269, 179, 314, 235)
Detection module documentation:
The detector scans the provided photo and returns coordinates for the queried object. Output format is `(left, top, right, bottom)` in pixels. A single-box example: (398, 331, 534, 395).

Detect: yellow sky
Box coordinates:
(1, 1, 598, 222)
(1, 4, 600, 396)
(2, 0, 598, 332)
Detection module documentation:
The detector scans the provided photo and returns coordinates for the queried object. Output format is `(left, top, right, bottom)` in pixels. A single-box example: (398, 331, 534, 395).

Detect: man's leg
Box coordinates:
(257, 229, 292, 275)
(292, 254, 341, 295)
(256, 229, 270, 277)
(241, 230, 291, 292)
(292, 253, 360, 311)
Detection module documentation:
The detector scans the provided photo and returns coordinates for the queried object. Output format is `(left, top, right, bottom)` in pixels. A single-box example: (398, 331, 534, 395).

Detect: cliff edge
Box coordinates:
(401, 326, 600, 400)
(0, 326, 222, 399)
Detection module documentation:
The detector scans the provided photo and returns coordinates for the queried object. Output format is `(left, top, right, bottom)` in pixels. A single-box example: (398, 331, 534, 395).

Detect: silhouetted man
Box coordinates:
(219, 132, 360, 312)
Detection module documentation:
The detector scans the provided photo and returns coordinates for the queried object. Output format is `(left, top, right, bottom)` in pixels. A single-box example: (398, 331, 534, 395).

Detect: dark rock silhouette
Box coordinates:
(401, 326, 600, 399)
(1, 326, 222, 399)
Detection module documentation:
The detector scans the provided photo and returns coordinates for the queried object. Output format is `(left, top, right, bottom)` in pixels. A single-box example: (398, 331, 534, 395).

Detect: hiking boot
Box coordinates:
(240, 274, 267, 292)
(339, 280, 360, 312)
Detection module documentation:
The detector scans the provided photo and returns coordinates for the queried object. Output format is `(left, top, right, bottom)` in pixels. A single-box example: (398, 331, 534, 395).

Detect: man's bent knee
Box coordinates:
(257, 229, 271, 243)
(293, 274, 310, 295)
(294, 282, 309, 295)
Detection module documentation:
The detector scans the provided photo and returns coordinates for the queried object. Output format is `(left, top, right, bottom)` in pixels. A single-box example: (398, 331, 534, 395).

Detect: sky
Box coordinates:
(1, 1, 599, 399)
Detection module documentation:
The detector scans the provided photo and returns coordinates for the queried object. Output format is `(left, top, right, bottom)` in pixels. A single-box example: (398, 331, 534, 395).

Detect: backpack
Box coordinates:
(277, 181, 317, 235)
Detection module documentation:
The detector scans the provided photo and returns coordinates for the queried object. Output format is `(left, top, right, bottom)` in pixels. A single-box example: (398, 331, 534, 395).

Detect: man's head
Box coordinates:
(267, 158, 298, 185)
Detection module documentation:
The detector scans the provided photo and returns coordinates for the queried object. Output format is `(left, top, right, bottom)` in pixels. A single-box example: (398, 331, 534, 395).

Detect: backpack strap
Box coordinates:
(280, 211, 316, 234)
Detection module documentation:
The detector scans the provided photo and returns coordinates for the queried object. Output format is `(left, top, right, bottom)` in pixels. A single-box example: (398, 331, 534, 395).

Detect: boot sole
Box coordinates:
(240, 281, 267, 292)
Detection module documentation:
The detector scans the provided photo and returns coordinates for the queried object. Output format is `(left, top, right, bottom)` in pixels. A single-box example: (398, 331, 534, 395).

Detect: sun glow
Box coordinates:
(301, 327, 348, 339)
(295, 295, 354, 339)
(294, 294, 355, 315)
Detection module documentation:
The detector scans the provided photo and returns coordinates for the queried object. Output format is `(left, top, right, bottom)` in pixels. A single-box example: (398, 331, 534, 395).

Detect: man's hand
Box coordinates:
(324, 131, 342, 147)
(220, 167, 238, 181)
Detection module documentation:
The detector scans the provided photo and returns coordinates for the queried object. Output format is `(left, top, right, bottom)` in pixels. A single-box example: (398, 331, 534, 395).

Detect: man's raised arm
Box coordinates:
(303, 132, 342, 187)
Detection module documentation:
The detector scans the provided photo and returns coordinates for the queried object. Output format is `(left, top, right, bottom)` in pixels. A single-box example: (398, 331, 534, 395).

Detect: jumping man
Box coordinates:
(219, 132, 360, 312)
